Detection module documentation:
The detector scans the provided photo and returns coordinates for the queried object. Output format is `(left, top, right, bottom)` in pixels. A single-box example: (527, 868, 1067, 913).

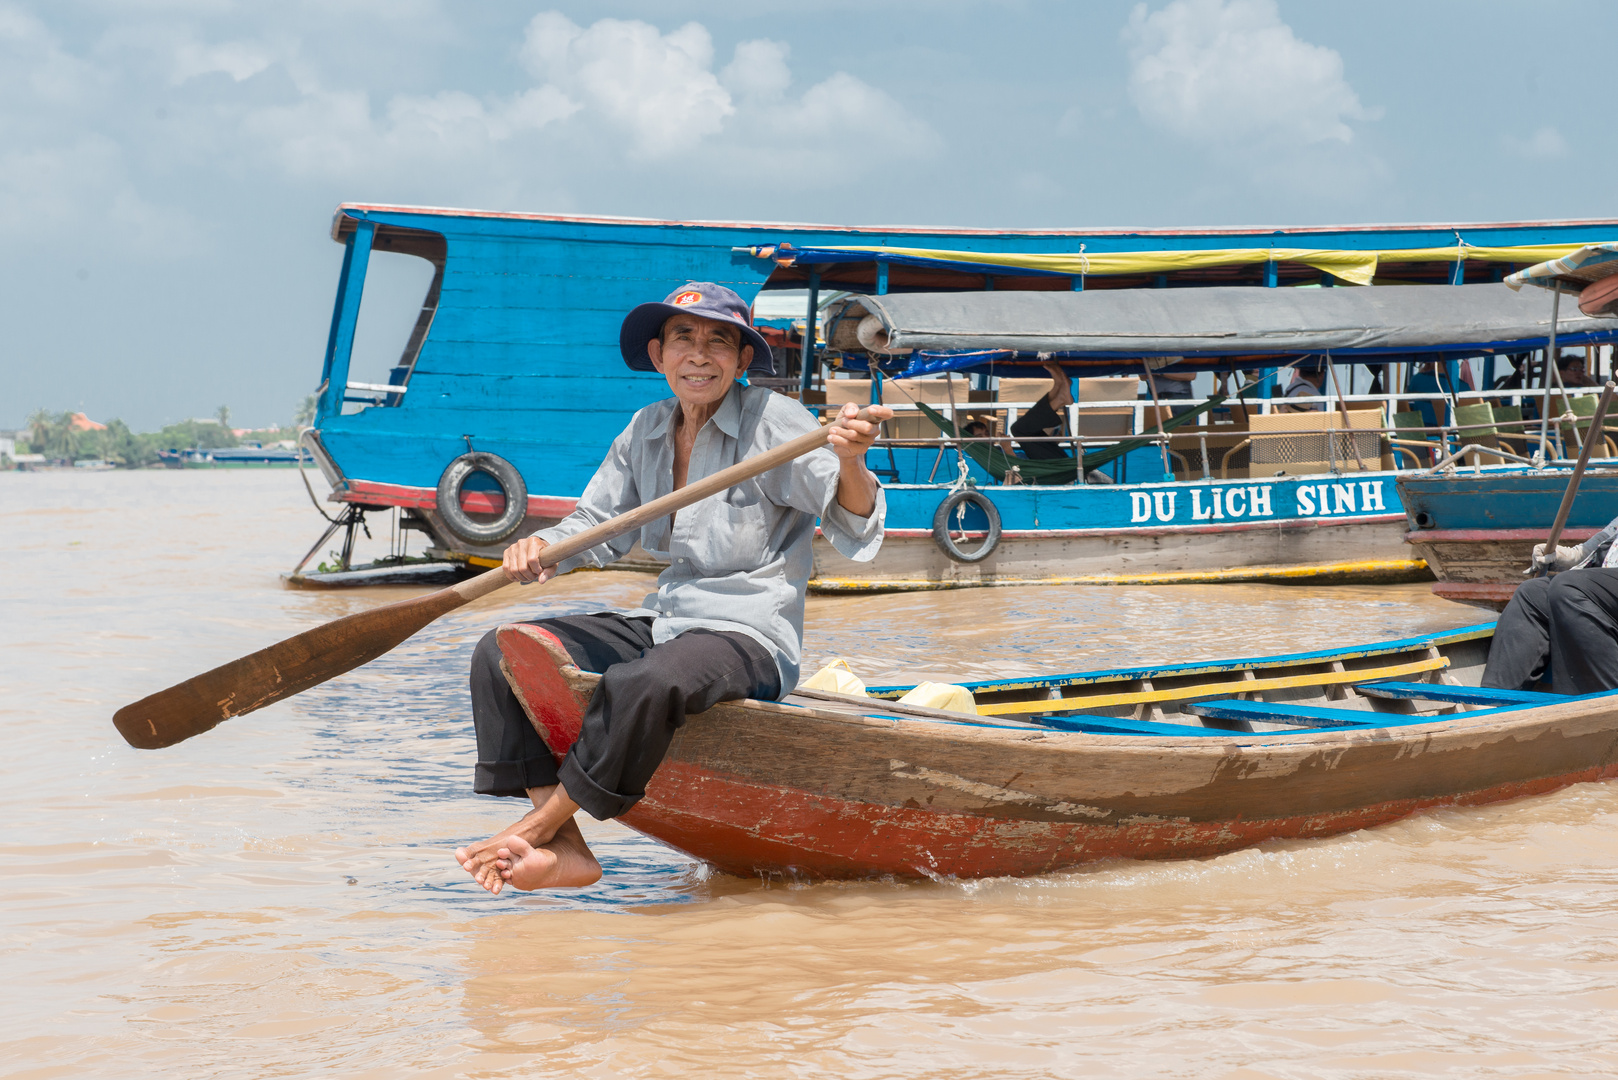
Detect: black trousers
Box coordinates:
(1481, 568, 1618, 695)
(1010, 394, 1072, 462)
(469, 613, 780, 819)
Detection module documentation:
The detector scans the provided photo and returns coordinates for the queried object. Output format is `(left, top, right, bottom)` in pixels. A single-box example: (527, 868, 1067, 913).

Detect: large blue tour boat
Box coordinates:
(295, 204, 1618, 589)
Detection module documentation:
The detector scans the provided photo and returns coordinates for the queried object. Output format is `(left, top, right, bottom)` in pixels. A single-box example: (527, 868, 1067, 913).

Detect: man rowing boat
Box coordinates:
(455, 282, 893, 893)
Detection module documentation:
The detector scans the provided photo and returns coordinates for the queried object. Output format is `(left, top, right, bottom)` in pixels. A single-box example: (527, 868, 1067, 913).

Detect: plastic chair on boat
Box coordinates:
(1451, 401, 1503, 466)
(1491, 404, 1529, 457)
(1557, 394, 1617, 458)
(1391, 410, 1440, 467)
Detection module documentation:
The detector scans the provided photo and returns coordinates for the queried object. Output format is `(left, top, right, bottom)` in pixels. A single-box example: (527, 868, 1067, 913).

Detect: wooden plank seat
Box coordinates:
(974, 655, 1447, 717)
(1353, 680, 1560, 706)
(1184, 699, 1454, 730)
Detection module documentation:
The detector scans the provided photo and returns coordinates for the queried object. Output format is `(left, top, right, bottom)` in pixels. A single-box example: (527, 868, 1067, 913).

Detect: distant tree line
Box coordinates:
(9, 398, 316, 468)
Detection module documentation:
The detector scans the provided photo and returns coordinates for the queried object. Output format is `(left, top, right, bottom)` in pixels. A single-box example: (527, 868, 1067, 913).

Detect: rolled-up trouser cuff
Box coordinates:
(474, 754, 562, 799)
(557, 752, 638, 820)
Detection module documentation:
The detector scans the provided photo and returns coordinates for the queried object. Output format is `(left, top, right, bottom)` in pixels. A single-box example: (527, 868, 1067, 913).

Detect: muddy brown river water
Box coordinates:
(4, 470, 1618, 1078)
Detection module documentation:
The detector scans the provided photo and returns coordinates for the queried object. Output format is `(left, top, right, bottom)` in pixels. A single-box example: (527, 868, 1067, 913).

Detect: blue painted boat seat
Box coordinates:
(1353, 680, 1562, 706)
(1184, 699, 1445, 730)
(1032, 714, 1233, 737)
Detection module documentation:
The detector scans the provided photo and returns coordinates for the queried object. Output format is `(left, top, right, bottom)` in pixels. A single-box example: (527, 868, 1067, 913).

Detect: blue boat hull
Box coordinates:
(1399, 467, 1618, 605)
(816, 471, 1424, 588)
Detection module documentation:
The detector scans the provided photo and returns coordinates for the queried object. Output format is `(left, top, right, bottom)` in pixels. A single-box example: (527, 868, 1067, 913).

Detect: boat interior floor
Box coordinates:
(827, 624, 1609, 738)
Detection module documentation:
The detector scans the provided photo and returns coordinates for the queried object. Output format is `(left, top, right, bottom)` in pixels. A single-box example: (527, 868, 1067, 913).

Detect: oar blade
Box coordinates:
(113, 591, 458, 749)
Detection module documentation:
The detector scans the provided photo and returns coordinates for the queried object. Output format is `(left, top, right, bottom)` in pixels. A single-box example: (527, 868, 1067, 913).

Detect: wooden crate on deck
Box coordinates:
(1246, 409, 1383, 478)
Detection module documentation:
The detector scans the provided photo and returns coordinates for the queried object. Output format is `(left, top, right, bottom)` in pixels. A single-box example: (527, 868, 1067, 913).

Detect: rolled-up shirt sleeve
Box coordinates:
(761, 414, 886, 564)
(532, 427, 643, 573)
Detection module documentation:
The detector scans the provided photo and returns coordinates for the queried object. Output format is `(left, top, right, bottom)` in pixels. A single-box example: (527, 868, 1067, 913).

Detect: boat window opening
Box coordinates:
(342, 231, 444, 413)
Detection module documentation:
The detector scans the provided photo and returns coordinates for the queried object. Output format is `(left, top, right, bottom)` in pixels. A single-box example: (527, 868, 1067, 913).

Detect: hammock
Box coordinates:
(914, 392, 1237, 485)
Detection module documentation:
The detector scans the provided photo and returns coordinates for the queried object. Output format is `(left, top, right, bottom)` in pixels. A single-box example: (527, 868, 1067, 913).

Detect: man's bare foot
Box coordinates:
(455, 783, 586, 895)
(498, 818, 602, 890)
(455, 814, 543, 895)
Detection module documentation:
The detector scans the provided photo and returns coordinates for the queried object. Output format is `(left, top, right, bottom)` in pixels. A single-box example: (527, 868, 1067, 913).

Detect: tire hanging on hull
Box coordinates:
(436, 452, 528, 544)
(932, 489, 1002, 563)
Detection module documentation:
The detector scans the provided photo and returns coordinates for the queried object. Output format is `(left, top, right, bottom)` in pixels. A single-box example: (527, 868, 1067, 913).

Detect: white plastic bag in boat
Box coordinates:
(897, 681, 978, 716)
(802, 659, 867, 696)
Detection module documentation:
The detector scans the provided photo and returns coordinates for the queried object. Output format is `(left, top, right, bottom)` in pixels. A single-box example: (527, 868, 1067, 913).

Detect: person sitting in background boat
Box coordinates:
(1559, 351, 1596, 388)
(1482, 516, 1618, 695)
(1491, 353, 1540, 420)
(1144, 365, 1197, 418)
(1010, 361, 1075, 462)
(1281, 360, 1326, 412)
(455, 282, 891, 894)
(1403, 362, 1456, 429)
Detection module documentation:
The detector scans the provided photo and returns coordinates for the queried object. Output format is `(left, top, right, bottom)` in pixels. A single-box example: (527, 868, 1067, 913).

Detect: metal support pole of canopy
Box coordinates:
(1142, 362, 1172, 478)
(1327, 354, 1367, 472)
(1536, 285, 1560, 465)
(798, 271, 820, 398)
(1260, 259, 1278, 413)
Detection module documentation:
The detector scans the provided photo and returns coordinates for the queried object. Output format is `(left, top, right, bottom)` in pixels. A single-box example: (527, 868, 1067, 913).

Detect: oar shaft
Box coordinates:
(1541, 380, 1616, 574)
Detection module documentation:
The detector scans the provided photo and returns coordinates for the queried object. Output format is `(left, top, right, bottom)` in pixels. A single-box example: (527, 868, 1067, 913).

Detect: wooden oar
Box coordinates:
(1538, 380, 1617, 576)
(114, 407, 877, 750)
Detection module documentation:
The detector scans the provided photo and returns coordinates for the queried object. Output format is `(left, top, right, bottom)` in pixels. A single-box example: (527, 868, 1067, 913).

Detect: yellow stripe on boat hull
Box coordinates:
(810, 558, 1430, 593)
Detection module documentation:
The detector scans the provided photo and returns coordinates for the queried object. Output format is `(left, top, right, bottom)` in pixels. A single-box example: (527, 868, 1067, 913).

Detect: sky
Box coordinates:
(3, 0, 1616, 432)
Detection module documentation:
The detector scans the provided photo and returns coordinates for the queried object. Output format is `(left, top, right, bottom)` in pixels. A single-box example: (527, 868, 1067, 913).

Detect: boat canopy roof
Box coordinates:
(827, 282, 1618, 378)
(1506, 242, 1618, 292)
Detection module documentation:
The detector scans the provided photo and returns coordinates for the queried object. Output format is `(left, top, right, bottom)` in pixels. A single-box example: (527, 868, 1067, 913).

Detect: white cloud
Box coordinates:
(513, 12, 934, 162)
(239, 83, 579, 181)
(171, 37, 272, 83)
(722, 39, 791, 101)
(1124, 0, 1375, 146)
(0, 4, 937, 252)
(1504, 125, 1567, 159)
(520, 14, 732, 157)
(771, 71, 937, 157)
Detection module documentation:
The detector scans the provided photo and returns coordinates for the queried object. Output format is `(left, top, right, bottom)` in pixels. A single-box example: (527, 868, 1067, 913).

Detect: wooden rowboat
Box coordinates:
(497, 622, 1618, 880)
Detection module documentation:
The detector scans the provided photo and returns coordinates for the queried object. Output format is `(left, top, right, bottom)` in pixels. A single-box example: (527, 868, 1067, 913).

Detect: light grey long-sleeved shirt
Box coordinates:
(533, 382, 885, 692)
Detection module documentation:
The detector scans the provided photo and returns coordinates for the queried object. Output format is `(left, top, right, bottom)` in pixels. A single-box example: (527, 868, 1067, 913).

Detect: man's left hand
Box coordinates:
(826, 402, 894, 462)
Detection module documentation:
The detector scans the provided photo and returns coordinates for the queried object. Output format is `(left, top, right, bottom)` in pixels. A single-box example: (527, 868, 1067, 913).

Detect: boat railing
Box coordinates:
(808, 382, 1616, 482)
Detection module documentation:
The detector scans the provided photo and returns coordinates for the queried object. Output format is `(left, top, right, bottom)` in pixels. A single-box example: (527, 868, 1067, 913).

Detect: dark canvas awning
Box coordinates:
(828, 283, 1618, 360)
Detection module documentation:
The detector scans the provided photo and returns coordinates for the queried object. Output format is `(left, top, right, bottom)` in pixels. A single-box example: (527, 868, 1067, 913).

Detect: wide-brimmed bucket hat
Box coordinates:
(620, 282, 776, 376)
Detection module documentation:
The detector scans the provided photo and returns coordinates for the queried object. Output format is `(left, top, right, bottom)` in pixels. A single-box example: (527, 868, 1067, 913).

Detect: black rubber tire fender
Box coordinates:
(931, 488, 1002, 564)
(435, 452, 529, 544)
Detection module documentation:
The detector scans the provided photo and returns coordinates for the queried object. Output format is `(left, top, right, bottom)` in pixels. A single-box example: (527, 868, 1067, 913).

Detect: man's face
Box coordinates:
(647, 313, 752, 409)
